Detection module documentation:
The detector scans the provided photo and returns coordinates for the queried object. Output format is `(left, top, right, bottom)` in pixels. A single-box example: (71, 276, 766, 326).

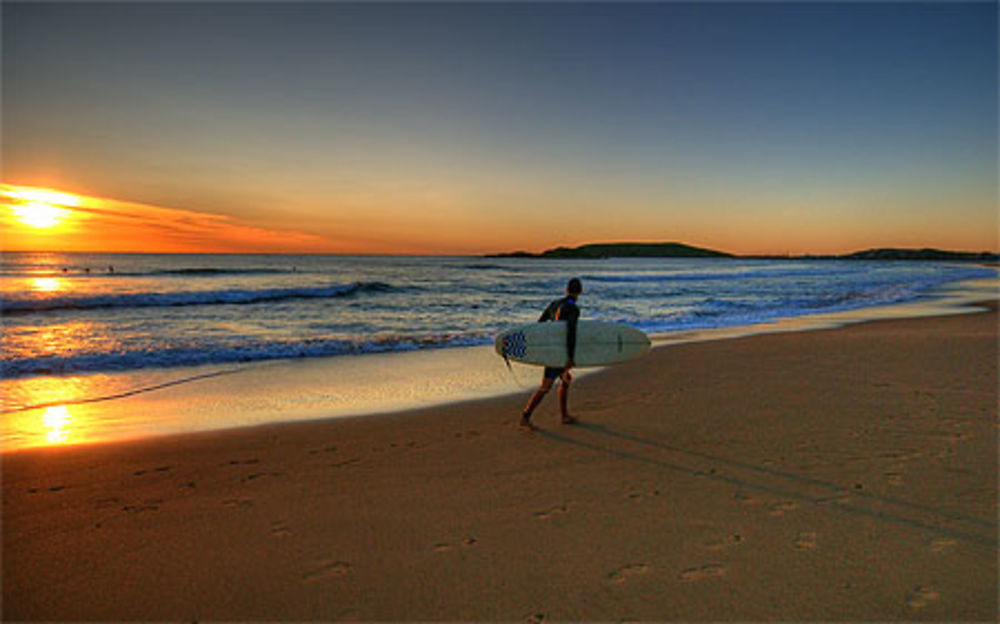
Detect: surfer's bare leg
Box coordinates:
(520, 377, 555, 429)
(558, 371, 577, 424)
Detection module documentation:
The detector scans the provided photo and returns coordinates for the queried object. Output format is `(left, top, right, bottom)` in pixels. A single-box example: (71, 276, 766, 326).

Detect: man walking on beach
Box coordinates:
(520, 278, 582, 431)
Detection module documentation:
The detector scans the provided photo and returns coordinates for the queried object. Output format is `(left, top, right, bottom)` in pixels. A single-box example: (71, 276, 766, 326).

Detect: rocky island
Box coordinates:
(489, 241, 732, 259)
(489, 242, 998, 262)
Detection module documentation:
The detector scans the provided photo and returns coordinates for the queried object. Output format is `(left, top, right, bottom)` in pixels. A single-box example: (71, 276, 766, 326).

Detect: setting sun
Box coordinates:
(1, 183, 332, 253)
(2, 186, 81, 230)
(11, 202, 69, 229)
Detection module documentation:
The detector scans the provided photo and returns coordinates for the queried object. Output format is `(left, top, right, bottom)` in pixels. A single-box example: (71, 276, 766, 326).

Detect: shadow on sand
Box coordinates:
(536, 421, 995, 550)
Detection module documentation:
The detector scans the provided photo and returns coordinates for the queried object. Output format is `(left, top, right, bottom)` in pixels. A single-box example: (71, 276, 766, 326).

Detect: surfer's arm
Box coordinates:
(538, 300, 557, 322)
(565, 306, 579, 366)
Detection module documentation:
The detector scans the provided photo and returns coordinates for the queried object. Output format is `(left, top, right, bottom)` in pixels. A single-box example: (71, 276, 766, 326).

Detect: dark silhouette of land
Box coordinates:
(489, 242, 998, 261)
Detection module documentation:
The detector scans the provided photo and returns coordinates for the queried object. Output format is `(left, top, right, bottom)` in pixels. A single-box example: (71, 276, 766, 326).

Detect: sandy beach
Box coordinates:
(3, 303, 996, 621)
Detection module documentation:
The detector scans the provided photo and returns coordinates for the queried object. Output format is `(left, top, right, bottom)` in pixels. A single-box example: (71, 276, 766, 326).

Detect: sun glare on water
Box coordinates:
(31, 277, 65, 292)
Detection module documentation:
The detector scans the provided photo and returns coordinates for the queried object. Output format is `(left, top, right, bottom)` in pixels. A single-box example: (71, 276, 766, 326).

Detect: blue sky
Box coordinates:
(4, 1, 997, 254)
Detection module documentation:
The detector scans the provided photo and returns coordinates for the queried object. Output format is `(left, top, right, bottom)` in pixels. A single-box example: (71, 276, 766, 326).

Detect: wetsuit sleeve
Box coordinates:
(538, 300, 557, 322)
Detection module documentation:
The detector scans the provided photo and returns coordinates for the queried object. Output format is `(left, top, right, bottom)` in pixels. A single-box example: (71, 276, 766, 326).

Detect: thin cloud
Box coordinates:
(1, 184, 333, 253)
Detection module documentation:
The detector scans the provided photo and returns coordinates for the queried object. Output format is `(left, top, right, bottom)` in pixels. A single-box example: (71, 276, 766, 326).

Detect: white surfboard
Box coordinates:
(495, 320, 651, 368)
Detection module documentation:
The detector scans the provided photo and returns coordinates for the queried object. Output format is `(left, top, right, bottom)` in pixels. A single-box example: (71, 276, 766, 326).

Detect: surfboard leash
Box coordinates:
(501, 353, 529, 389)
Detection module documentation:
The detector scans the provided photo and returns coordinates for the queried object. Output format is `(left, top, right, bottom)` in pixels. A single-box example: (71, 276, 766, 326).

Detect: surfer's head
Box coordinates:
(566, 278, 582, 296)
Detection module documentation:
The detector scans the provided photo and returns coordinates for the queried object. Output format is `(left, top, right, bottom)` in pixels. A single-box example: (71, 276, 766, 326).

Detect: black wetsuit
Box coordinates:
(538, 295, 579, 379)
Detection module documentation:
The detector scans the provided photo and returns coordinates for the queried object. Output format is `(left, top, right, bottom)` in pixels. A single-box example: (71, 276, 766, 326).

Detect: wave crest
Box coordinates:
(2, 281, 399, 314)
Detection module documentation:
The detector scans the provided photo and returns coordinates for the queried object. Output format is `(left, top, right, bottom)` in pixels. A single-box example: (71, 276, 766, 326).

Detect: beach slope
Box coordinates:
(4, 305, 996, 621)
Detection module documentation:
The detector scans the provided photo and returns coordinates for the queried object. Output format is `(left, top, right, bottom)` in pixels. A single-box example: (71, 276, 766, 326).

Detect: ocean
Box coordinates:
(2, 252, 994, 380)
(1, 252, 995, 448)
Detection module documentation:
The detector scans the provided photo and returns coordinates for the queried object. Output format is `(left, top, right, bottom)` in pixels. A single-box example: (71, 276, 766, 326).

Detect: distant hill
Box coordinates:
(489, 243, 997, 262)
(489, 242, 732, 259)
(840, 248, 999, 261)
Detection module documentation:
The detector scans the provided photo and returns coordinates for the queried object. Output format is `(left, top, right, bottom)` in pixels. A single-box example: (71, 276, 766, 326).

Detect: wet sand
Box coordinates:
(3, 303, 996, 621)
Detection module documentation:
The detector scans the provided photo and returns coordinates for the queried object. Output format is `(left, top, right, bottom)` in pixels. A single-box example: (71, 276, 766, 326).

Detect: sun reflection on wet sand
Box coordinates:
(1, 376, 110, 449)
(41, 405, 72, 444)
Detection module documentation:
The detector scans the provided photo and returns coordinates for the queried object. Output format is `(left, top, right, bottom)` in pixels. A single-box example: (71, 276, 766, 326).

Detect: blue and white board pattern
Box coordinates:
(495, 320, 651, 368)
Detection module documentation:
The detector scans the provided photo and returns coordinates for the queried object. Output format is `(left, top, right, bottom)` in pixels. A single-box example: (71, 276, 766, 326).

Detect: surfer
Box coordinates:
(519, 278, 582, 431)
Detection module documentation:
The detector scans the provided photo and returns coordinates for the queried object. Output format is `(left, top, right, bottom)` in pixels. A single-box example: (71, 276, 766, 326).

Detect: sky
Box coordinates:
(2, 1, 997, 255)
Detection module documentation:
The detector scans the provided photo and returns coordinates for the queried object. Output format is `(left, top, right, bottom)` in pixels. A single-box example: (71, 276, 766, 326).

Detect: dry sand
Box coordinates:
(3, 303, 997, 621)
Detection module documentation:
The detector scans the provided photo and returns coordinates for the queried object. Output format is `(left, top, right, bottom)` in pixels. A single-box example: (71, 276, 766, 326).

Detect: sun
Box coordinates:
(12, 202, 70, 228)
(2, 186, 81, 229)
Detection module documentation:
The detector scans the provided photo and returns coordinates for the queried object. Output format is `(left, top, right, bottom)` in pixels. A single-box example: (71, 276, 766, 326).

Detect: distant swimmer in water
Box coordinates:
(519, 278, 582, 431)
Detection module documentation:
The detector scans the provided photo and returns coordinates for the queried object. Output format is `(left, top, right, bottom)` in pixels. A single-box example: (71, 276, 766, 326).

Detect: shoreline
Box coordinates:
(3, 273, 996, 452)
(4, 300, 997, 620)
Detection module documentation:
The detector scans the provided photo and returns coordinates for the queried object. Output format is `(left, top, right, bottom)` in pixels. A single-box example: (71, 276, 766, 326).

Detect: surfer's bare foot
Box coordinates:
(561, 415, 578, 425)
(519, 416, 537, 432)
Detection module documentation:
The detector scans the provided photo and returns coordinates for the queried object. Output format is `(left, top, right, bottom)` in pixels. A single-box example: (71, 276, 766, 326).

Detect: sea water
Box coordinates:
(1, 252, 995, 448)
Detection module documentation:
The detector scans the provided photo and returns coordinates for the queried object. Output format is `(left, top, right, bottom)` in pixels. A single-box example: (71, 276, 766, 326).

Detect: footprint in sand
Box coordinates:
(308, 444, 339, 455)
(534, 505, 570, 520)
(885, 472, 904, 486)
(270, 521, 291, 538)
(222, 497, 254, 509)
(794, 532, 818, 550)
(133, 465, 172, 476)
(606, 564, 649, 584)
(677, 564, 726, 582)
(302, 559, 353, 583)
(242, 471, 284, 483)
(705, 534, 743, 551)
(906, 586, 940, 609)
(767, 501, 799, 516)
(625, 488, 661, 501)
(929, 537, 957, 553)
(433, 537, 478, 552)
(122, 499, 162, 513)
(335, 608, 360, 622)
(733, 492, 765, 507)
(331, 458, 361, 468)
(223, 458, 260, 466)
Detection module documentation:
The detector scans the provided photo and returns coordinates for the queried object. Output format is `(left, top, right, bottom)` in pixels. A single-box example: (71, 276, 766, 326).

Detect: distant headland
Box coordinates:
(490, 242, 732, 259)
(488, 242, 999, 262)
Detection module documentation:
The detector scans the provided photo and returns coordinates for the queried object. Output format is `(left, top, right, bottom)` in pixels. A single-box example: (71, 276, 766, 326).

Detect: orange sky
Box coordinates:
(5, 3, 997, 257)
(1, 185, 332, 254)
(1, 183, 996, 256)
